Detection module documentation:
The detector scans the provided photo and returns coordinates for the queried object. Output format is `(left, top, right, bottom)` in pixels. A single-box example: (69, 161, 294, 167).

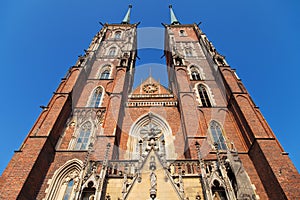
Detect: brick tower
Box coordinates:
(0, 5, 299, 200)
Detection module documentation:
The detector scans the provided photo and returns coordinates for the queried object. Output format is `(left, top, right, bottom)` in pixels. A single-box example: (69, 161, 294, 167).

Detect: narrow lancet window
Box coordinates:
(210, 121, 227, 150)
(62, 179, 74, 200)
(108, 47, 116, 56)
(75, 121, 92, 150)
(88, 87, 103, 107)
(190, 66, 201, 80)
(185, 49, 193, 57)
(100, 70, 110, 79)
(197, 84, 212, 107)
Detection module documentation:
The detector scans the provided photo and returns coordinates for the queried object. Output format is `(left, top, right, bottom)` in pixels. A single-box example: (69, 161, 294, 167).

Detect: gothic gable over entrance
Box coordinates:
(125, 150, 181, 200)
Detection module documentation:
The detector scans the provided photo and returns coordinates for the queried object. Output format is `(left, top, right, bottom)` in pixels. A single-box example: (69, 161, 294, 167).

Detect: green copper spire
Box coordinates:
(169, 5, 180, 25)
(122, 5, 132, 24)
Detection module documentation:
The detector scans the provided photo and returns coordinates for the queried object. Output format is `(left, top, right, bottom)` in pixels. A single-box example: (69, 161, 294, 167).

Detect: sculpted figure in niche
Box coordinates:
(170, 164, 175, 175)
(150, 172, 157, 190)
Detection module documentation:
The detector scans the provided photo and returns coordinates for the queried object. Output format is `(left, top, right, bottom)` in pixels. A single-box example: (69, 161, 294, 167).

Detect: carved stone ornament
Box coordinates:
(143, 83, 158, 93)
(140, 123, 162, 141)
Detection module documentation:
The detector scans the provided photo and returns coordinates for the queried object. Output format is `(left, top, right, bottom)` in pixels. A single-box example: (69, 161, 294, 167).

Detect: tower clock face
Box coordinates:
(143, 83, 158, 93)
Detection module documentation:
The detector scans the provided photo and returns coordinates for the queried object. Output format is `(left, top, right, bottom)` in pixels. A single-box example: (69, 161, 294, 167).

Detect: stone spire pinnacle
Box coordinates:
(122, 5, 132, 24)
(169, 5, 180, 25)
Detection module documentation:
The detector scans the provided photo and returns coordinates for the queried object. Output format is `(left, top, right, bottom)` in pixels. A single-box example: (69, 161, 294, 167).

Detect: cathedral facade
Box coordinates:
(0, 5, 299, 200)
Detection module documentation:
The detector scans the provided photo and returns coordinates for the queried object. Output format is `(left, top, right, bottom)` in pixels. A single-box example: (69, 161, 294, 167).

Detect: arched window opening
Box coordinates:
(210, 121, 227, 150)
(120, 59, 127, 67)
(179, 30, 186, 36)
(134, 122, 165, 159)
(128, 113, 176, 160)
(108, 47, 116, 56)
(62, 179, 74, 200)
(174, 57, 183, 66)
(190, 66, 201, 80)
(114, 31, 121, 39)
(185, 48, 193, 57)
(217, 57, 226, 66)
(100, 69, 110, 79)
(75, 122, 92, 150)
(88, 87, 103, 107)
(212, 180, 228, 200)
(43, 159, 82, 200)
(197, 84, 212, 107)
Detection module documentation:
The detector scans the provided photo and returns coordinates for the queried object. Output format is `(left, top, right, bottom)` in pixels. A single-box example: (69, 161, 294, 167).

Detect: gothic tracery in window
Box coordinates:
(136, 123, 164, 158)
(114, 31, 121, 39)
(100, 69, 110, 79)
(210, 121, 227, 150)
(197, 84, 212, 107)
(75, 121, 92, 150)
(185, 48, 193, 57)
(62, 179, 74, 200)
(190, 66, 201, 80)
(88, 87, 103, 107)
(128, 113, 176, 160)
(44, 160, 82, 200)
(108, 47, 116, 56)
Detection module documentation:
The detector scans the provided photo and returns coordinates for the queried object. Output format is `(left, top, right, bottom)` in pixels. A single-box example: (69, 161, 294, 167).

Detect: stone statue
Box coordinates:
(122, 174, 128, 194)
(150, 172, 157, 190)
(170, 164, 175, 175)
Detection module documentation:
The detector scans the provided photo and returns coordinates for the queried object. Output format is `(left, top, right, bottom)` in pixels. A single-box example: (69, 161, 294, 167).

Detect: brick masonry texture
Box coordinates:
(1, 23, 299, 200)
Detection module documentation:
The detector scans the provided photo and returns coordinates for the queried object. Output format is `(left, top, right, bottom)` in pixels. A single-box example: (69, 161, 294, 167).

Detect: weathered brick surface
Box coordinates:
(1, 23, 299, 200)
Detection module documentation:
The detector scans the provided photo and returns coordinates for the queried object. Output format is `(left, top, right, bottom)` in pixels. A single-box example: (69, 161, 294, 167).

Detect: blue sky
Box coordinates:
(0, 0, 299, 174)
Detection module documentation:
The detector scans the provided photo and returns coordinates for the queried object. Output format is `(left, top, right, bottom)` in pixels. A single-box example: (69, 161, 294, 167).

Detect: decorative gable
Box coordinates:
(127, 76, 177, 107)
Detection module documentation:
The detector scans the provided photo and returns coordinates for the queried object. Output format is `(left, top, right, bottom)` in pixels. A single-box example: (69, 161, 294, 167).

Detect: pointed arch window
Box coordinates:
(190, 66, 201, 80)
(128, 113, 175, 160)
(75, 121, 92, 150)
(197, 84, 212, 107)
(209, 121, 227, 150)
(185, 48, 193, 57)
(88, 87, 103, 107)
(43, 159, 82, 200)
(62, 179, 74, 200)
(100, 69, 110, 79)
(108, 47, 116, 56)
(114, 31, 121, 39)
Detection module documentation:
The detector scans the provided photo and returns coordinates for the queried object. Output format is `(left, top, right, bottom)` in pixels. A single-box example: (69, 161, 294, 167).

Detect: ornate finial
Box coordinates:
(122, 5, 132, 24)
(195, 141, 202, 160)
(169, 5, 180, 25)
(103, 143, 111, 167)
(214, 142, 223, 166)
(139, 140, 143, 158)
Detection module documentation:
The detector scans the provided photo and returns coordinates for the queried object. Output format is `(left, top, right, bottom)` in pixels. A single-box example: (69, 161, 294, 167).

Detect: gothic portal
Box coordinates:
(0, 5, 299, 200)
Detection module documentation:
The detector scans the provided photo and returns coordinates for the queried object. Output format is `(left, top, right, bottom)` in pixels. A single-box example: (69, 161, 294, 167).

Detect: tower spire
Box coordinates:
(122, 5, 132, 24)
(169, 5, 180, 25)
